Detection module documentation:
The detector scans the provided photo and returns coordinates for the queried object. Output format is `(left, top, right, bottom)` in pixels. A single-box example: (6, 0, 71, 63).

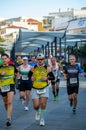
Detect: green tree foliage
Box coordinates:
(67, 43, 86, 57)
(79, 44, 86, 56)
(0, 37, 5, 42)
(0, 47, 5, 54)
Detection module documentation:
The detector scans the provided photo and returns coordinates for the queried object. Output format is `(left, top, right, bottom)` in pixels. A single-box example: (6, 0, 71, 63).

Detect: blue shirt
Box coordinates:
(29, 62, 38, 67)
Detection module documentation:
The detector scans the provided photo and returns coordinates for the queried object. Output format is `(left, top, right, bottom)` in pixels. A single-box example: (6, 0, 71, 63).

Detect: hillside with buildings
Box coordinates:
(0, 7, 86, 54)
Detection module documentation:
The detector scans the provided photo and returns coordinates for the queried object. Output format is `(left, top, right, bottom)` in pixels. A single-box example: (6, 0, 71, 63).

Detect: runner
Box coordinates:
(15, 56, 23, 68)
(28, 53, 55, 126)
(51, 57, 62, 101)
(47, 54, 53, 66)
(64, 55, 83, 114)
(0, 53, 18, 126)
(29, 56, 38, 67)
(18, 56, 32, 111)
(15, 56, 23, 90)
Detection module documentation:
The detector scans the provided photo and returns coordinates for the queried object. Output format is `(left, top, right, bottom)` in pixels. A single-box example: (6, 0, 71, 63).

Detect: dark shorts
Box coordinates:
(67, 85, 79, 95)
(51, 79, 60, 87)
(19, 79, 32, 91)
(0, 84, 15, 97)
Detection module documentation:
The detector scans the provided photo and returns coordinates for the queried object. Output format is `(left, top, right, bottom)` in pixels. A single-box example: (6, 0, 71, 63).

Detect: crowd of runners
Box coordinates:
(0, 53, 83, 127)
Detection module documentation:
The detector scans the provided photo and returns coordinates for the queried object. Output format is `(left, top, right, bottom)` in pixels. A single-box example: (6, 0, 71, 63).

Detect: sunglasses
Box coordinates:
(37, 59, 43, 61)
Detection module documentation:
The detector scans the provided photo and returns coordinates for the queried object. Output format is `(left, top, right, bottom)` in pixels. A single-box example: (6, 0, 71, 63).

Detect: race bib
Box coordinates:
(70, 78, 77, 84)
(1, 85, 10, 92)
(22, 75, 29, 80)
(37, 88, 46, 94)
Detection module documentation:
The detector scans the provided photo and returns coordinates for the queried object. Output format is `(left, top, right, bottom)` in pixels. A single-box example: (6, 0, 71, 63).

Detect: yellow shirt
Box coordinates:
(33, 66, 48, 89)
(0, 65, 15, 87)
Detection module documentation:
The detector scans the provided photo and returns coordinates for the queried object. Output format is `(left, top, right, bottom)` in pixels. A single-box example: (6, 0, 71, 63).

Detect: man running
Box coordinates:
(28, 53, 55, 126)
(51, 57, 62, 101)
(0, 53, 18, 126)
(64, 55, 83, 114)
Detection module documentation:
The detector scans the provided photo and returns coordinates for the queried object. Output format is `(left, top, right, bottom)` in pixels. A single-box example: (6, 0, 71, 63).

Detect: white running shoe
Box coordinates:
(40, 118, 45, 126)
(20, 99, 25, 105)
(24, 106, 29, 111)
(35, 112, 40, 121)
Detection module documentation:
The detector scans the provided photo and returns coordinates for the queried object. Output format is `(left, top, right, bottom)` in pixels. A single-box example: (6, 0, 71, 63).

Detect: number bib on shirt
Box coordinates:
(1, 85, 10, 92)
(22, 75, 29, 80)
(37, 88, 46, 94)
(70, 78, 77, 84)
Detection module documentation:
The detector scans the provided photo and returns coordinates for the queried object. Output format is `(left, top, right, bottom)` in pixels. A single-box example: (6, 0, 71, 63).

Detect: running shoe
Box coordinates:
(6, 118, 11, 126)
(54, 96, 59, 101)
(54, 97, 56, 101)
(40, 118, 45, 126)
(73, 108, 76, 114)
(24, 106, 29, 111)
(55, 96, 59, 101)
(35, 111, 40, 121)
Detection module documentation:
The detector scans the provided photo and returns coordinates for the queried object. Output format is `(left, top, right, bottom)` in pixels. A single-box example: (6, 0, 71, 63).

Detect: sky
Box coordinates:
(0, 0, 86, 20)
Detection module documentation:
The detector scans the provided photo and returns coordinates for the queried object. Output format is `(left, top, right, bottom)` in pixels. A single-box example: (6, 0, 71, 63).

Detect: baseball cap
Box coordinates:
(37, 53, 44, 59)
(23, 56, 28, 60)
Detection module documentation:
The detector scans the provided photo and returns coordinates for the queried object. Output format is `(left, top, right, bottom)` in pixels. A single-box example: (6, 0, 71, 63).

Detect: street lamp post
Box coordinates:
(10, 42, 15, 62)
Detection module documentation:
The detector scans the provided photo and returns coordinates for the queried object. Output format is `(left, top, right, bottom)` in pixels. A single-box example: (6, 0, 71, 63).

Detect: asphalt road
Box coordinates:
(0, 76, 86, 130)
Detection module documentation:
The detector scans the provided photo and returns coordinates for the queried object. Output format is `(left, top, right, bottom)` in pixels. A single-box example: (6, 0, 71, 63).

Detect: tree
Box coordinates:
(0, 47, 5, 54)
(0, 37, 5, 42)
(79, 44, 86, 56)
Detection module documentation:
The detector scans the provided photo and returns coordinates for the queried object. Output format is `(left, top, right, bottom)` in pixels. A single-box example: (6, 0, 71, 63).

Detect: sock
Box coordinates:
(36, 108, 40, 113)
(56, 88, 59, 96)
(40, 109, 46, 119)
(70, 99, 73, 103)
(70, 99, 73, 106)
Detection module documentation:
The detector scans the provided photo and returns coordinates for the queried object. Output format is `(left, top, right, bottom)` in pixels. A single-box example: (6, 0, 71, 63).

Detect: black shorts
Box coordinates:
(51, 79, 60, 86)
(67, 85, 79, 95)
(19, 79, 32, 91)
(0, 84, 15, 97)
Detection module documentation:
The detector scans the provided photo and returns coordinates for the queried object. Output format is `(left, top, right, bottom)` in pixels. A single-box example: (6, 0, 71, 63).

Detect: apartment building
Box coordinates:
(43, 7, 86, 32)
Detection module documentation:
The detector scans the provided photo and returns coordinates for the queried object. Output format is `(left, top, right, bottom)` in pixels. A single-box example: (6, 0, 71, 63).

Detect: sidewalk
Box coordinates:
(0, 77, 86, 130)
